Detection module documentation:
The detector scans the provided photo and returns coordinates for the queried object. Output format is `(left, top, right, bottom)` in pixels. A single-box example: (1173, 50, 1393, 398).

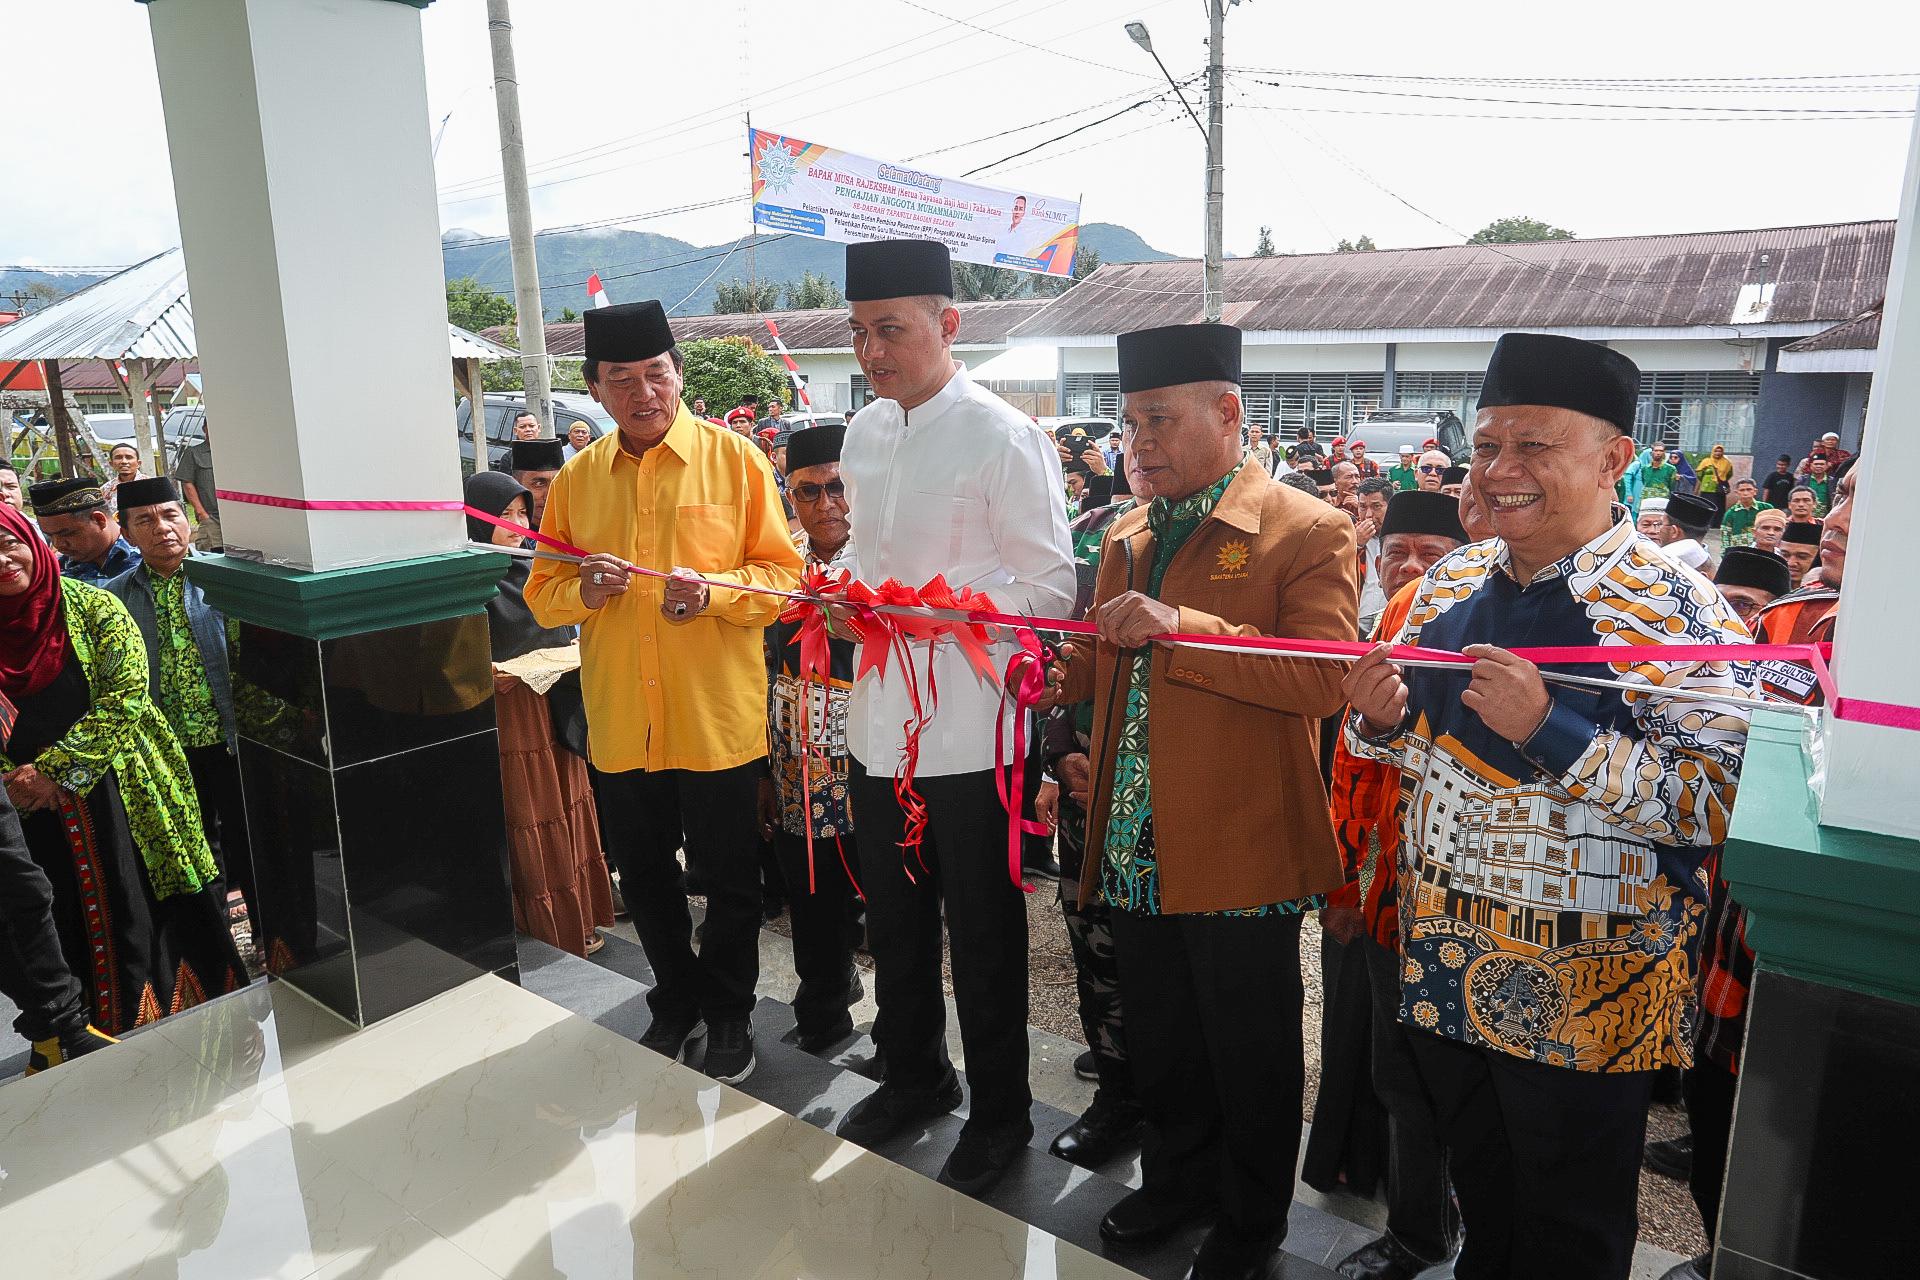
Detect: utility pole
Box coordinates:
(1203, 0, 1226, 323)
(486, 0, 553, 436)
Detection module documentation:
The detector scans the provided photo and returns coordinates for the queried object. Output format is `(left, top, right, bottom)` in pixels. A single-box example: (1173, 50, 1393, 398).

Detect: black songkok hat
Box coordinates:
(115, 476, 181, 514)
(1380, 490, 1467, 544)
(28, 476, 105, 515)
(1783, 521, 1822, 546)
(1666, 491, 1717, 533)
(1116, 322, 1242, 395)
(1716, 547, 1792, 597)
(844, 239, 953, 302)
(783, 423, 845, 473)
(583, 300, 674, 364)
(509, 439, 566, 472)
(1441, 466, 1468, 486)
(1306, 468, 1336, 487)
(1477, 332, 1642, 434)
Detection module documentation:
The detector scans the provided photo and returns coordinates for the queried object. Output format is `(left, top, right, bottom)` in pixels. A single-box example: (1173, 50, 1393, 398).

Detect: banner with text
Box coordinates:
(749, 127, 1081, 277)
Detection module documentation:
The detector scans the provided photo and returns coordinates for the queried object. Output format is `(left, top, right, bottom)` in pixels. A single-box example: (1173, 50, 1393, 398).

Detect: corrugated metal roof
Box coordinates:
(0, 248, 520, 365)
(0, 249, 195, 361)
(493, 298, 1049, 357)
(1783, 304, 1882, 352)
(1010, 221, 1896, 341)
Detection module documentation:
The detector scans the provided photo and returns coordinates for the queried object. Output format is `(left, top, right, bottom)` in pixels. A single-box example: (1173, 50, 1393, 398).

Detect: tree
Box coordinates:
(21, 281, 61, 313)
(678, 336, 788, 413)
(1254, 226, 1277, 257)
(446, 275, 514, 332)
(783, 271, 844, 310)
(1466, 216, 1574, 246)
(1334, 235, 1377, 253)
(951, 261, 1028, 302)
(1028, 245, 1103, 298)
(712, 278, 783, 313)
(557, 306, 581, 323)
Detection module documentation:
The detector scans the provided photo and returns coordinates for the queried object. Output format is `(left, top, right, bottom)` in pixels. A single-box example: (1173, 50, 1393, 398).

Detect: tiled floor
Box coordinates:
(0, 977, 1140, 1279)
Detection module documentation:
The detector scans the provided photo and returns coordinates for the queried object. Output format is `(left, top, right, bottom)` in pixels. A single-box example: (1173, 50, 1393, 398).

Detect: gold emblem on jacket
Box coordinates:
(1213, 540, 1251, 580)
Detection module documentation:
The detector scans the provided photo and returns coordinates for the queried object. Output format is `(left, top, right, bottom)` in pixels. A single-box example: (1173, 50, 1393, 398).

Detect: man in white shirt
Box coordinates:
(1657, 491, 1717, 574)
(1354, 475, 1393, 632)
(835, 239, 1075, 1195)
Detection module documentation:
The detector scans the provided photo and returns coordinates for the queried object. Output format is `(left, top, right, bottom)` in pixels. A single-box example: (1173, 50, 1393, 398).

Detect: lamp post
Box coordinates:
(1125, 8, 1226, 323)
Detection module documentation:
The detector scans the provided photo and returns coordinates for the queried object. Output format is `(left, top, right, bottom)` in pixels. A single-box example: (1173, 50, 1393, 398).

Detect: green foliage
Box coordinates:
(678, 337, 787, 413)
(1334, 235, 1377, 253)
(1028, 245, 1103, 299)
(951, 261, 1027, 302)
(557, 306, 581, 323)
(783, 271, 845, 310)
(1254, 226, 1277, 257)
(1466, 216, 1574, 246)
(712, 278, 783, 313)
(446, 275, 515, 332)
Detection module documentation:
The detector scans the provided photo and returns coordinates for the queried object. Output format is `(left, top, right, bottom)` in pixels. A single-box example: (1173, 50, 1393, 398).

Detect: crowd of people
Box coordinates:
(0, 233, 1859, 1280)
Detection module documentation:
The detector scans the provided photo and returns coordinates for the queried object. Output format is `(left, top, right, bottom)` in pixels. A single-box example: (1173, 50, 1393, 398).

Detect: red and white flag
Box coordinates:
(763, 317, 811, 409)
(586, 272, 611, 310)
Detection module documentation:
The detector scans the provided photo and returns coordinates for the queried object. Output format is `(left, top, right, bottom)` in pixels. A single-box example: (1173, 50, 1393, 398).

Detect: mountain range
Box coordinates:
(2, 222, 1172, 322)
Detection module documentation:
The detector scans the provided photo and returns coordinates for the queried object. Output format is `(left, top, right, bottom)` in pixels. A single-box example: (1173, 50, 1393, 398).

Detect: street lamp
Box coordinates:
(1123, 12, 1225, 322)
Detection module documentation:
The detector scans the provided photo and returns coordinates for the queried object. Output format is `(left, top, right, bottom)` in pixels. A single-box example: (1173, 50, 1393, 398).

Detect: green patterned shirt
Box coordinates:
(151, 568, 224, 749)
(1099, 462, 1321, 918)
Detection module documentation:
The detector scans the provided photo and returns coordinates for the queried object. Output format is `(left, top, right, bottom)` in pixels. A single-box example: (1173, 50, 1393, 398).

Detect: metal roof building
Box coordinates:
(1006, 220, 1896, 466)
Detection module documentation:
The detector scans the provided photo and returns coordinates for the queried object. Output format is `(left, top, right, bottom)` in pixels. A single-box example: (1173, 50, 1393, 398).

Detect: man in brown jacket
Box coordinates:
(1047, 322, 1358, 1280)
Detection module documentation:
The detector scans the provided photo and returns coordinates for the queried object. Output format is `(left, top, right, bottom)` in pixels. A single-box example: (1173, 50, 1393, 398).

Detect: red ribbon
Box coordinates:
(996, 628, 1055, 893)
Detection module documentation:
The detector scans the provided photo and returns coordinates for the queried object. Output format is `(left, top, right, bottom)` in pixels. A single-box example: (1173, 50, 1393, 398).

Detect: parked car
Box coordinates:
(778, 411, 848, 432)
(1347, 409, 1469, 467)
(84, 409, 202, 470)
(456, 391, 617, 472)
(1038, 415, 1120, 442)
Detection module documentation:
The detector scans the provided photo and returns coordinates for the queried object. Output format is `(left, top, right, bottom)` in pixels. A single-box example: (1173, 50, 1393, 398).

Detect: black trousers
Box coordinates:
(770, 829, 861, 1036)
(186, 743, 254, 922)
(0, 797, 85, 1042)
(1684, 1058, 1738, 1249)
(849, 760, 1031, 1131)
(1111, 907, 1306, 1240)
(596, 762, 763, 1024)
(1408, 1030, 1654, 1280)
(1363, 937, 1461, 1262)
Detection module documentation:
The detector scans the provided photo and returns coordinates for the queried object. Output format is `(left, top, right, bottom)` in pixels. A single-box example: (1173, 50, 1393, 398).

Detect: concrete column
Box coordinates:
(1820, 91, 1920, 840)
(144, 0, 462, 572)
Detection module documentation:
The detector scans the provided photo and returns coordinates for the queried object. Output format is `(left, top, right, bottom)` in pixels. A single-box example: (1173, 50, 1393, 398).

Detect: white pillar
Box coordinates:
(144, 0, 461, 572)
(1819, 89, 1920, 840)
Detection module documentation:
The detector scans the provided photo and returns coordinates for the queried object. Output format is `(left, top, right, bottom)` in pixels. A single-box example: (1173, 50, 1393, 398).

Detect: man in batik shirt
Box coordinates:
(1345, 333, 1753, 1280)
(760, 424, 862, 1055)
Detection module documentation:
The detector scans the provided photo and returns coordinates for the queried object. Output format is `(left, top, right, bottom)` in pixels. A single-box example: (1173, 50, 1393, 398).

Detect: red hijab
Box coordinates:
(0, 502, 69, 699)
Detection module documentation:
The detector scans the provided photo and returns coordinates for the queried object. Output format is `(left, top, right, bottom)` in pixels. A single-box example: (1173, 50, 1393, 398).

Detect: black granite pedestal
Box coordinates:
(197, 550, 517, 1028)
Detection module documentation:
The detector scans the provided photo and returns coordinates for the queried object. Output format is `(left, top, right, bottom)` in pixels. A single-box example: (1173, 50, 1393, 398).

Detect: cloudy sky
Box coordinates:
(8, 0, 1918, 273)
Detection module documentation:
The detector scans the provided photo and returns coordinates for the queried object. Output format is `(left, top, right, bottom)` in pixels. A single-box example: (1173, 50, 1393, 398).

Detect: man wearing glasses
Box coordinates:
(760, 423, 864, 1056)
(1414, 448, 1451, 493)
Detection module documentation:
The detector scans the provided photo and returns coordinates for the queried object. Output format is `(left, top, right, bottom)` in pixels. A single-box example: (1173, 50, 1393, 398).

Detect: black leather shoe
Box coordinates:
(1099, 1188, 1218, 1248)
(837, 1072, 964, 1146)
(637, 1014, 705, 1062)
(1335, 1232, 1447, 1280)
(795, 1013, 856, 1055)
(1659, 1255, 1710, 1280)
(1072, 1050, 1099, 1081)
(1645, 1133, 1694, 1180)
(1049, 1096, 1144, 1168)
(938, 1119, 1034, 1196)
(1184, 1220, 1281, 1280)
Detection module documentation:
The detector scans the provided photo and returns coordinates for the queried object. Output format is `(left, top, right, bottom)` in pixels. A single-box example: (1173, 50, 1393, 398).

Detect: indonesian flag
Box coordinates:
(763, 317, 811, 409)
(586, 272, 611, 310)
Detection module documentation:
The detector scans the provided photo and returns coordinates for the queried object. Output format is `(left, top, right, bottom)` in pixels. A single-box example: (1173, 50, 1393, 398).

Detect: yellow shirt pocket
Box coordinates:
(673, 503, 742, 573)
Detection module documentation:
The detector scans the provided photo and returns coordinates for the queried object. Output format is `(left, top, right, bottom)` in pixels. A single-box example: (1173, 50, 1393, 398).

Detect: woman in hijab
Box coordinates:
(466, 471, 613, 957)
(0, 503, 245, 1035)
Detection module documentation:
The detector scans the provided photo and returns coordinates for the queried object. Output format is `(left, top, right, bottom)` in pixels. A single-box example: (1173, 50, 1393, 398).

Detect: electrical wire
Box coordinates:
(888, 0, 1157, 79)
(1235, 76, 1913, 117)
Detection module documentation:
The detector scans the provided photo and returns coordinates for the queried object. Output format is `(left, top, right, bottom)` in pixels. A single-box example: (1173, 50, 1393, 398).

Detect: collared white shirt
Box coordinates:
(1358, 534, 1387, 626)
(841, 362, 1075, 777)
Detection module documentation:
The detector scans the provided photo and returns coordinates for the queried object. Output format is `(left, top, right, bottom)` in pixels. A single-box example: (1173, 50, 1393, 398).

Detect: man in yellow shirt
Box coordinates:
(527, 300, 802, 1085)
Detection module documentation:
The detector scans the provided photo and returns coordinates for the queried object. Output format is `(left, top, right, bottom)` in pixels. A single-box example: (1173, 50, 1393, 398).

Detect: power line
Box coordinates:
(1235, 75, 1914, 117)
(1231, 100, 1909, 124)
(961, 82, 1198, 176)
(888, 0, 1153, 79)
(1230, 66, 1920, 92)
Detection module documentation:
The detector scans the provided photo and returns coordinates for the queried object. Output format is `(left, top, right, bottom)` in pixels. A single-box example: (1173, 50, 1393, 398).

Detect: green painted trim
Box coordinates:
(185, 549, 509, 641)
(1723, 709, 1920, 1007)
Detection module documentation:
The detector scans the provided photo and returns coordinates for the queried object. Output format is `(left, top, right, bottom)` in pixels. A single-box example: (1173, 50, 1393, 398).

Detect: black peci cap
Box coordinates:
(508, 439, 566, 472)
(28, 476, 105, 515)
(1715, 546, 1792, 597)
(1666, 492, 1717, 533)
(583, 300, 675, 364)
(1116, 322, 1242, 394)
(1478, 332, 1642, 434)
(1782, 521, 1822, 546)
(783, 423, 845, 472)
(1380, 490, 1468, 543)
(115, 476, 182, 514)
(844, 239, 953, 302)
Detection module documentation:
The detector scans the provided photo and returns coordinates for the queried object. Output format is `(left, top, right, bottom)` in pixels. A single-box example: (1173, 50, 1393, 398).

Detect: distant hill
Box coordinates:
(2, 221, 1175, 324)
(440, 220, 1174, 318)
